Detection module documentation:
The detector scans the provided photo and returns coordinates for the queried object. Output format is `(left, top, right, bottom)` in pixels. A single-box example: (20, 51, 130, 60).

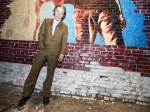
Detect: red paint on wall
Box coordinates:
(33, 0, 50, 40)
(0, 40, 150, 77)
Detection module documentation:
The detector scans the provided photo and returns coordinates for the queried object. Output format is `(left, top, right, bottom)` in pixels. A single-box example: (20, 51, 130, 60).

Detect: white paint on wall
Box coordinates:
(0, 62, 150, 105)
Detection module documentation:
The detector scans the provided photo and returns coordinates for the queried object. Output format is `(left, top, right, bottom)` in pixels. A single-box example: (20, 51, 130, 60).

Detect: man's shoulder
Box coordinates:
(43, 18, 67, 28)
(44, 18, 53, 23)
(61, 21, 68, 28)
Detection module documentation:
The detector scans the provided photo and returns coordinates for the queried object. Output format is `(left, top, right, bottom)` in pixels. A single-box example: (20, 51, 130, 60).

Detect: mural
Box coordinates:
(0, 0, 147, 47)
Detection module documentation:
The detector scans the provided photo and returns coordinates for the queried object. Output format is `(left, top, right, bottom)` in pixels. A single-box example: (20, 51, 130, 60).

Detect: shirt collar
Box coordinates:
(53, 18, 61, 23)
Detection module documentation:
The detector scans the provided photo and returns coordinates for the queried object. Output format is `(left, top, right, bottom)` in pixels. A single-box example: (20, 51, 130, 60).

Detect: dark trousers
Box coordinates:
(22, 48, 58, 97)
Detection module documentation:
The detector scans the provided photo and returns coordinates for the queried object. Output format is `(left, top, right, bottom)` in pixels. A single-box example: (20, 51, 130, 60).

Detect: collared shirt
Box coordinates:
(52, 18, 64, 57)
(52, 18, 60, 36)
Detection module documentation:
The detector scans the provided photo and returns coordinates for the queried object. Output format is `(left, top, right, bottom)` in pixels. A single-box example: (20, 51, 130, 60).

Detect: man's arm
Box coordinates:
(60, 25, 68, 55)
(58, 25, 68, 62)
(38, 19, 46, 49)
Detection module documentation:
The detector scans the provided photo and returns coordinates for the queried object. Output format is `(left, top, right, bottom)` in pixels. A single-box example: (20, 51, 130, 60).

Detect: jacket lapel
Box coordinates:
(48, 19, 53, 39)
(56, 21, 62, 27)
(52, 21, 62, 37)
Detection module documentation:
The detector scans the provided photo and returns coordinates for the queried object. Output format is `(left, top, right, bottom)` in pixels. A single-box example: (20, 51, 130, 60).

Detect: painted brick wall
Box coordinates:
(1, 62, 150, 104)
(132, 0, 150, 47)
(0, 0, 12, 30)
(0, 40, 150, 76)
(0, 0, 150, 77)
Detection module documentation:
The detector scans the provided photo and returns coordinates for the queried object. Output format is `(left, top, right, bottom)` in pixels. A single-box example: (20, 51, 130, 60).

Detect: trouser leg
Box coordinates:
(23, 50, 47, 97)
(43, 55, 58, 97)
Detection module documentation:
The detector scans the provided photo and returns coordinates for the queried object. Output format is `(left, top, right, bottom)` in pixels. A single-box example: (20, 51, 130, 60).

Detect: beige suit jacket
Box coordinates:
(38, 18, 68, 57)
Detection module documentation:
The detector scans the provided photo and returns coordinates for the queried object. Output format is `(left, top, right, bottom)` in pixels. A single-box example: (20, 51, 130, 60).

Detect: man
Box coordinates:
(17, 5, 68, 110)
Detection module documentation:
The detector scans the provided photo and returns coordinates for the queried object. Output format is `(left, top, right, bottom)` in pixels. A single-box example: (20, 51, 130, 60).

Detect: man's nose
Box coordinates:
(58, 12, 60, 16)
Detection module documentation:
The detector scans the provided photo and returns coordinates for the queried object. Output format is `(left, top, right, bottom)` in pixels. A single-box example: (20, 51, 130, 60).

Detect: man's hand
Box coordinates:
(58, 55, 64, 62)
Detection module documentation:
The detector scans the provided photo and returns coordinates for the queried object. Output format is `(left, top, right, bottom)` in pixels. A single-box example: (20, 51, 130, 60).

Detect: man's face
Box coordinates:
(54, 7, 64, 21)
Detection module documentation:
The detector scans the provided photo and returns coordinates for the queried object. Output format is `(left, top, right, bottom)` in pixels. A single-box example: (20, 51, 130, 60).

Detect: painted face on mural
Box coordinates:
(54, 6, 64, 21)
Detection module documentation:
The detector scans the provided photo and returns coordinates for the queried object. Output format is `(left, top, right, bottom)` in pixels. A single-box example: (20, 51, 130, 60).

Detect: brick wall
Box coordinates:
(132, 0, 150, 47)
(0, 0, 12, 30)
(0, 62, 150, 104)
(0, 40, 150, 76)
(0, 0, 150, 77)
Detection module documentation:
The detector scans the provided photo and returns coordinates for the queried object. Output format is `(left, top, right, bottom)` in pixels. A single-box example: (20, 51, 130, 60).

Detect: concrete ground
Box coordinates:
(0, 83, 150, 112)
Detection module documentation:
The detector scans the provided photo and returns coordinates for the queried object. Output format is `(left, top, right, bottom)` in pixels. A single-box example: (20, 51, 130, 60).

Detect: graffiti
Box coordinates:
(64, 0, 126, 45)
(23, 0, 50, 40)
(23, 0, 66, 40)
(22, 0, 125, 45)
(0, 0, 147, 47)
(23, 0, 30, 27)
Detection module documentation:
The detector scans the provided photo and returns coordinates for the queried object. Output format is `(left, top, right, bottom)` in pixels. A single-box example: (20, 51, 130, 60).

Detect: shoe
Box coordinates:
(17, 97, 29, 110)
(43, 96, 50, 105)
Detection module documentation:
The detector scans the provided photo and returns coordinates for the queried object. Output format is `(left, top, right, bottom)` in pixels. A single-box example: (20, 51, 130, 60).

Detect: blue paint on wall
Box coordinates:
(95, 0, 147, 47)
(63, 4, 76, 43)
(95, 33, 105, 45)
(120, 0, 147, 48)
